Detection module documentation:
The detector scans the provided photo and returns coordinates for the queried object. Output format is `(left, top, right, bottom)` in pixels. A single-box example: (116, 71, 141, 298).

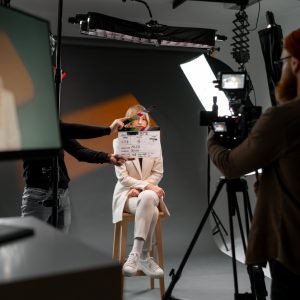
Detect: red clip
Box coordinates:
(52, 66, 67, 80)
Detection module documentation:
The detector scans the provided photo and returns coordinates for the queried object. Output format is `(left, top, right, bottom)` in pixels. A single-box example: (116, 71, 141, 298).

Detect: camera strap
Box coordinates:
(274, 162, 300, 209)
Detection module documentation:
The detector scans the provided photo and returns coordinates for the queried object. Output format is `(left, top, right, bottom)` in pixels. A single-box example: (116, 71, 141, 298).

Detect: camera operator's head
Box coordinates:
(276, 28, 300, 103)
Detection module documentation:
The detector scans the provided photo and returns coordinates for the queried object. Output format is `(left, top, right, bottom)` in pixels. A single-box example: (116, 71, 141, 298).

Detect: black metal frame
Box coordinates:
(0, 4, 61, 161)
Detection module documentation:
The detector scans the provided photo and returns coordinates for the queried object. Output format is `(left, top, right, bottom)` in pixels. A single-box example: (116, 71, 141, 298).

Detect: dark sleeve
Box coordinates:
(60, 122, 111, 139)
(63, 138, 109, 164)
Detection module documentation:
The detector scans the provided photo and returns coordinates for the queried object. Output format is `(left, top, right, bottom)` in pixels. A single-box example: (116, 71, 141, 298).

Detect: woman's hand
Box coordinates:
(145, 183, 165, 198)
(109, 117, 128, 133)
(127, 188, 141, 198)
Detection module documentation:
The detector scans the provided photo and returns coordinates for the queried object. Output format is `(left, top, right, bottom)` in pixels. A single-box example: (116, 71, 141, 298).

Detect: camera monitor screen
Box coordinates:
(221, 73, 246, 90)
(0, 6, 61, 160)
(212, 121, 227, 133)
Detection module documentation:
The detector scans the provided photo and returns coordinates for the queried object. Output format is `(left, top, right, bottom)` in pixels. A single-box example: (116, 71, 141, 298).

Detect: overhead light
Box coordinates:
(224, 0, 261, 10)
(69, 12, 217, 50)
(173, 0, 261, 10)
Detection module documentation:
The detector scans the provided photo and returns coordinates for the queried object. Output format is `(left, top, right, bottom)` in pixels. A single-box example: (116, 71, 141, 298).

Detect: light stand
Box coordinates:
(51, 0, 64, 227)
(163, 177, 267, 300)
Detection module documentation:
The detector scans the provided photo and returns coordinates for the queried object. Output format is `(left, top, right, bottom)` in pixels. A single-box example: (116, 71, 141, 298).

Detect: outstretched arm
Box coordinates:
(60, 122, 111, 139)
(64, 138, 109, 163)
(60, 117, 127, 139)
(64, 138, 132, 166)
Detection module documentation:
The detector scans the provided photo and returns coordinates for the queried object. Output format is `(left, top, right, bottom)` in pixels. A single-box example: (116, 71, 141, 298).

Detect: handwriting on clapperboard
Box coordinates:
(118, 131, 161, 158)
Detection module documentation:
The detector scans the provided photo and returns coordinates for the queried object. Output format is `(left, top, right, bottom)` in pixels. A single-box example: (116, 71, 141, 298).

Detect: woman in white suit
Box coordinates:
(112, 104, 169, 278)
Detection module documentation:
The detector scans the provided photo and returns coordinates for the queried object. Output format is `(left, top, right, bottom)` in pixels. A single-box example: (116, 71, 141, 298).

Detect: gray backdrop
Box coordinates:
(0, 38, 256, 261)
(61, 39, 216, 257)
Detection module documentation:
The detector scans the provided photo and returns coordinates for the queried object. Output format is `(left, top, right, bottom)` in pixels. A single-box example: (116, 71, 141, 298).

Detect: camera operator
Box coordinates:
(207, 28, 300, 299)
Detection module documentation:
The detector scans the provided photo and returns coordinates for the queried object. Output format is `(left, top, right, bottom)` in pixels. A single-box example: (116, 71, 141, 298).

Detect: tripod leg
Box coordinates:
(212, 208, 228, 235)
(227, 187, 239, 296)
(211, 209, 229, 251)
(240, 179, 267, 300)
(247, 265, 268, 300)
(232, 195, 247, 253)
(163, 179, 227, 300)
(242, 188, 253, 236)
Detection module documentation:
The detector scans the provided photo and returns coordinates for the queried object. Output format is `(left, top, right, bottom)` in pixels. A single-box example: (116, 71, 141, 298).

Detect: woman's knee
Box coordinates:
(138, 190, 159, 206)
(153, 206, 159, 221)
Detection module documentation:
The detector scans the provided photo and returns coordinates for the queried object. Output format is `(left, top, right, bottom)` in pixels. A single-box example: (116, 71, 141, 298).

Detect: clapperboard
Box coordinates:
(117, 128, 161, 158)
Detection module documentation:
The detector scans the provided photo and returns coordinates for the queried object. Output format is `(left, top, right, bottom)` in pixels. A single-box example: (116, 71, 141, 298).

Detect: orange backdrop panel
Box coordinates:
(62, 94, 139, 179)
(0, 31, 34, 106)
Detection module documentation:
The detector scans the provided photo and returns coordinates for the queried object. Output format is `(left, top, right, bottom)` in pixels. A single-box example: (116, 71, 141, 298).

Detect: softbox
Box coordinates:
(69, 12, 216, 49)
(258, 24, 283, 107)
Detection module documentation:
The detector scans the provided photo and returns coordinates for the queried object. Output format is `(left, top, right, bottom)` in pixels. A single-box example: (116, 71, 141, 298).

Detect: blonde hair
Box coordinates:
(125, 104, 150, 127)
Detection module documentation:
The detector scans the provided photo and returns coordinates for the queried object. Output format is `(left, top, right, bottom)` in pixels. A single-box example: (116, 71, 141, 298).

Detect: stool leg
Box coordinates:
(113, 222, 121, 260)
(117, 214, 166, 297)
(120, 220, 127, 298)
(150, 248, 155, 289)
(156, 218, 165, 298)
(113, 221, 125, 299)
(120, 220, 128, 264)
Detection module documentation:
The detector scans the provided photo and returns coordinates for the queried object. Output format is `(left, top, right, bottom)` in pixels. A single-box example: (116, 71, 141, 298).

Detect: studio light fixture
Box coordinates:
(259, 11, 283, 106)
(69, 11, 217, 50)
(266, 10, 276, 28)
(172, 0, 260, 10)
(180, 54, 233, 116)
(215, 34, 227, 41)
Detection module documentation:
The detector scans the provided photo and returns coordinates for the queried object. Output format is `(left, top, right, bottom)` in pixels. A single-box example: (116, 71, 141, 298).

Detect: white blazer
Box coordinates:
(112, 138, 170, 224)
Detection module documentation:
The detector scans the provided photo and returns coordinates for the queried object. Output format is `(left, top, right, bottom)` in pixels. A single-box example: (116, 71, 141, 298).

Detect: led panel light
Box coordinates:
(70, 12, 217, 50)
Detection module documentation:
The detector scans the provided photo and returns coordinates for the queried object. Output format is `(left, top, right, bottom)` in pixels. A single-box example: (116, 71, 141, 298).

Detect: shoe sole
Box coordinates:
(138, 265, 164, 278)
(123, 270, 138, 277)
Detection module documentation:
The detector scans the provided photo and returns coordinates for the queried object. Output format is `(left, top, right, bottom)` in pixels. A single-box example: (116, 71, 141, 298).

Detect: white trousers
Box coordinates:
(125, 190, 159, 252)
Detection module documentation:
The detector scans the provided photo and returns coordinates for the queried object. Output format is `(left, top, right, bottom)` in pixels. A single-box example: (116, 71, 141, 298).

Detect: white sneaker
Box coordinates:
(123, 252, 140, 276)
(138, 257, 164, 278)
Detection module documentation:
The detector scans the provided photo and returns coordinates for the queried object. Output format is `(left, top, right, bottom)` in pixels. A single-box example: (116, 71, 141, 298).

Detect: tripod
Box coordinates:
(163, 177, 267, 300)
(207, 149, 229, 251)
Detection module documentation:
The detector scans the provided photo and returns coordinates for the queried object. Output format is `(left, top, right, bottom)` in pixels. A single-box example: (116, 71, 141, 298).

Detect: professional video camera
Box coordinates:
(200, 71, 261, 148)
